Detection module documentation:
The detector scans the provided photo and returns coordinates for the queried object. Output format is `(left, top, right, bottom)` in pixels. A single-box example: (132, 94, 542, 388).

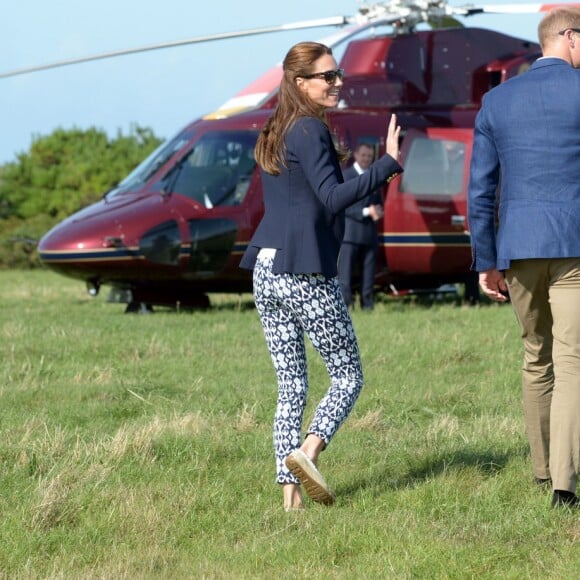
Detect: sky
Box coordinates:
(0, 0, 561, 166)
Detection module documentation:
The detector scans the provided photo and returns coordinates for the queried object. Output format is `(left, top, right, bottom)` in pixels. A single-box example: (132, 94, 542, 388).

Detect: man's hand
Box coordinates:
(479, 268, 509, 302)
(368, 204, 384, 222)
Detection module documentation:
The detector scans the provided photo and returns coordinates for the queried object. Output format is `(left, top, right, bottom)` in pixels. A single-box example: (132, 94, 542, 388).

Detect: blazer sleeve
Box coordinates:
(345, 201, 366, 221)
(342, 166, 364, 220)
(467, 101, 501, 272)
(287, 117, 402, 214)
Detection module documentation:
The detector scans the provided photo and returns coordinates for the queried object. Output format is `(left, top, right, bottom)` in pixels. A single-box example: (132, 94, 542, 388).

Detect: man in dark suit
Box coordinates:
(338, 143, 384, 310)
(468, 6, 580, 509)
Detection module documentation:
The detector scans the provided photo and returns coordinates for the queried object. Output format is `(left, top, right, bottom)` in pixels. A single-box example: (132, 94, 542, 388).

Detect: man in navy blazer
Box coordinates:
(338, 143, 384, 310)
(468, 6, 580, 508)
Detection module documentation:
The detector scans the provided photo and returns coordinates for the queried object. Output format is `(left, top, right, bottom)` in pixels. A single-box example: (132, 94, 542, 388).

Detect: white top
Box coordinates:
(257, 248, 277, 259)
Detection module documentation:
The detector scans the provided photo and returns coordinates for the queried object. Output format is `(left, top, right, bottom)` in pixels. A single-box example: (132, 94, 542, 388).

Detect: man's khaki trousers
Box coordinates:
(506, 257, 580, 493)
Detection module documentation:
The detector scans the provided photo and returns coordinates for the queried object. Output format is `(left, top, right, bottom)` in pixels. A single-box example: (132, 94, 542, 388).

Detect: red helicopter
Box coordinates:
(2, 1, 574, 311)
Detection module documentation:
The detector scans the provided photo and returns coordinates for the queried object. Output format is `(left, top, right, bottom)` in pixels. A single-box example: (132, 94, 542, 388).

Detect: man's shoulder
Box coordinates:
(482, 65, 539, 104)
(485, 58, 578, 103)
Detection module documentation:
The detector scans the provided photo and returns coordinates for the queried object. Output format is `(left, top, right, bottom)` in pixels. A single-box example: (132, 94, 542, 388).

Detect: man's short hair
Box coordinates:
(538, 6, 580, 50)
(355, 142, 374, 152)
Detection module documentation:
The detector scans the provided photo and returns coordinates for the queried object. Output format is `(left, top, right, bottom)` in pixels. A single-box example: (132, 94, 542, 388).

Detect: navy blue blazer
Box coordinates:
(468, 58, 580, 272)
(240, 116, 403, 276)
(342, 164, 383, 247)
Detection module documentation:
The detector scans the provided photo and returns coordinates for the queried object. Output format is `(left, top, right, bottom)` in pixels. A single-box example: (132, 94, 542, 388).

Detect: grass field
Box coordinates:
(0, 270, 578, 578)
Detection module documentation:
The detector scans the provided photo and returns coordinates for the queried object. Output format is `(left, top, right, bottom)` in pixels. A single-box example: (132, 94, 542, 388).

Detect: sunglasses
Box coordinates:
(558, 28, 580, 35)
(302, 68, 345, 85)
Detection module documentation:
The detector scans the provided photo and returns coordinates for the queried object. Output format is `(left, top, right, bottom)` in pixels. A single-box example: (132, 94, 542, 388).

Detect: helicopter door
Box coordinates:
(383, 128, 473, 277)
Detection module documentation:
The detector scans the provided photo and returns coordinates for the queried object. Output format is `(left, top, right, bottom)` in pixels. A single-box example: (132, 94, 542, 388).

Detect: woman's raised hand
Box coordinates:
(386, 114, 401, 161)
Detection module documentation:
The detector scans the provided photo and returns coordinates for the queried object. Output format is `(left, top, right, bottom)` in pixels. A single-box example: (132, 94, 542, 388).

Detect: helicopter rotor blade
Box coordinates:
(0, 16, 350, 79)
(6, 2, 578, 80)
(453, 2, 580, 16)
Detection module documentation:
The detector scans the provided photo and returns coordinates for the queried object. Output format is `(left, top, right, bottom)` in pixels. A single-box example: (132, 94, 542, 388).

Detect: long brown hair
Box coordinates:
(255, 42, 345, 175)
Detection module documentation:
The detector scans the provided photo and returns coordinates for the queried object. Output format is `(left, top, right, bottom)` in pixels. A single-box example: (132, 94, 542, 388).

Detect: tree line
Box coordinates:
(0, 126, 162, 269)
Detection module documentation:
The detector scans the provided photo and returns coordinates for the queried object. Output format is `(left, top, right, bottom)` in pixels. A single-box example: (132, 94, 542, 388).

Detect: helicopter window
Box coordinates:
(107, 130, 194, 198)
(139, 220, 182, 266)
(400, 138, 465, 196)
(166, 130, 258, 208)
(187, 218, 238, 275)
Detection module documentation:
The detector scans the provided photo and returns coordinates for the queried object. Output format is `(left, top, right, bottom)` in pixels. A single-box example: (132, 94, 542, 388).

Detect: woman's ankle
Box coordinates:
(300, 434, 325, 465)
(282, 483, 305, 510)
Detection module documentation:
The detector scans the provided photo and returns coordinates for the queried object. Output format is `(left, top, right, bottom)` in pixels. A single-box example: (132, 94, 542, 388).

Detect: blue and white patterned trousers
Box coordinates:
(253, 255, 364, 484)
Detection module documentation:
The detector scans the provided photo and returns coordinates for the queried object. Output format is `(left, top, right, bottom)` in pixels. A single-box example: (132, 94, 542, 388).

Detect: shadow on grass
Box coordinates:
(337, 443, 530, 497)
(377, 292, 508, 310)
(111, 294, 257, 314)
(99, 286, 510, 314)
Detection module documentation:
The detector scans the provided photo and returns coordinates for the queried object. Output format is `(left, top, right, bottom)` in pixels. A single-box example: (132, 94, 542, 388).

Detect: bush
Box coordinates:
(0, 215, 59, 269)
(0, 125, 163, 268)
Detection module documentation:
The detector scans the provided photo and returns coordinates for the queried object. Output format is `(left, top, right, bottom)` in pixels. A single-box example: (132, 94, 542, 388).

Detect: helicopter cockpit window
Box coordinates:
(106, 130, 193, 199)
(162, 130, 258, 208)
(400, 138, 465, 196)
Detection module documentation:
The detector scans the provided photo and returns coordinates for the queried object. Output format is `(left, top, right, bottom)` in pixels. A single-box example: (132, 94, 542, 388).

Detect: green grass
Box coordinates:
(0, 271, 578, 578)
